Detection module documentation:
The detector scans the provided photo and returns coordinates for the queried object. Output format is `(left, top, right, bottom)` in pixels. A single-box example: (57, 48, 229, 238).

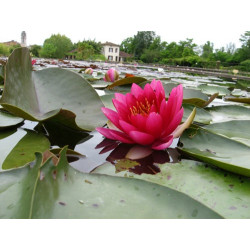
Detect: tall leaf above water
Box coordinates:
(0, 48, 106, 131)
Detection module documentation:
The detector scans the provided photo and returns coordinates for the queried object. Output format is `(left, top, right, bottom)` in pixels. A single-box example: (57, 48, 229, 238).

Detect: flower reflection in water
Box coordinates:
(95, 138, 181, 175)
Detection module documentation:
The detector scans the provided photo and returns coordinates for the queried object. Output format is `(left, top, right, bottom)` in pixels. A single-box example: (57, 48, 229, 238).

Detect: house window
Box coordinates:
(109, 48, 113, 52)
(115, 48, 118, 53)
(108, 56, 113, 61)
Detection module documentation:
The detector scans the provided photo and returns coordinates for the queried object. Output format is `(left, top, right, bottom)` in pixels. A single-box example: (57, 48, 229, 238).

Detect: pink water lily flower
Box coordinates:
(96, 79, 195, 150)
(104, 68, 119, 82)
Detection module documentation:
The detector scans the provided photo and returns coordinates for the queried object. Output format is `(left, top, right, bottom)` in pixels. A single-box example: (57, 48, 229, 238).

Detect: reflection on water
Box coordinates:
(70, 134, 181, 175)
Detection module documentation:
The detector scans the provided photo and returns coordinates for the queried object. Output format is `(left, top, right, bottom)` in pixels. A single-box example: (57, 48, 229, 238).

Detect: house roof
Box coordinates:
(119, 51, 133, 58)
(1, 40, 20, 46)
(101, 42, 119, 47)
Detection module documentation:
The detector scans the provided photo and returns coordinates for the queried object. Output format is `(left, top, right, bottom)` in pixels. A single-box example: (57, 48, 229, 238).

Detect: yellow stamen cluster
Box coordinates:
(130, 98, 151, 116)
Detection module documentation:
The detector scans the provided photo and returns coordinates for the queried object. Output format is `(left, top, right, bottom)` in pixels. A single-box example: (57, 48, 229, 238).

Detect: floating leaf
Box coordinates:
(197, 84, 231, 96)
(0, 48, 106, 131)
(107, 76, 147, 89)
(0, 148, 220, 219)
(183, 104, 212, 124)
(164, 84, 218, 107)
(224, 96, 250, 104)
(179, 127, 250, 177)
(206, 105, 250, 123)
(204, 120, 250, 146)
(93, 159, 250, 219)
(0, 128, 50, 171)
(0, 110, 24, 128)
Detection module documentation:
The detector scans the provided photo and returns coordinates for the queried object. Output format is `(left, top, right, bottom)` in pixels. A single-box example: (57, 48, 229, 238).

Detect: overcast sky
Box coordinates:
(1, 0, 249, 49)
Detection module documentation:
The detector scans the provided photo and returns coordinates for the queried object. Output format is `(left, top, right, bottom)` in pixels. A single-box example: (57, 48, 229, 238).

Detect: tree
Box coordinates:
(202, 41, 214, 58)
(178, 38, 197, 57)
(40, 34, 73, 59)
(76, 42, 95, 60)
(120, 37, 134, 54)
(30, 45, 42, 57)
(133, 31, 156, 59)
(0, 44, 9, 56)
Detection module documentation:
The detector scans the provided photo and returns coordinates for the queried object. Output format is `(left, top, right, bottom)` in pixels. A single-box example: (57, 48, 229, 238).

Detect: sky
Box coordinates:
(1, 0, 249, 49)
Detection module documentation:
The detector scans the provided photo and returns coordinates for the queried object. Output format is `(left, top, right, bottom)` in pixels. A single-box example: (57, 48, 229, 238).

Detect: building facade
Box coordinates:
(101, 42, 120, 62)
(101, 42, 133, 62)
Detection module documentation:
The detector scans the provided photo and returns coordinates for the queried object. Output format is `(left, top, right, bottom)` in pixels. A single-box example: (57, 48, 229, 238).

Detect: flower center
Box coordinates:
(130, 98, 151, 116)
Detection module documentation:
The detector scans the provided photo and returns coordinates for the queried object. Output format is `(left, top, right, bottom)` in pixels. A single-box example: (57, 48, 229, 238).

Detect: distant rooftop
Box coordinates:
(101, 41, 119, 47)
(119, 51, 133, 58)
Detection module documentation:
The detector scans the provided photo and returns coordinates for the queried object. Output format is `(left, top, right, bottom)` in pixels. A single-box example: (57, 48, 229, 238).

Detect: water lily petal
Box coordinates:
(126, 92, 137, 108)
(119, 120, 138, 134)
(131, 83, 144, 98)
(144, 83, 156, 104)
(126, 145, 153, 160)
(112, 99, 130, 122)
(110, 130, 134, 144)
(164, 107, 184, 136)
(151, 135, 174, 150)
(172, 107, 196, 138)
(115, 93, 127, 104)
(130, 114, 147, 131)
(129, 131, 155, 145)
(101, 107, 122, 130)
(146, 112, 163, 138)
(96, 127, 117, 140)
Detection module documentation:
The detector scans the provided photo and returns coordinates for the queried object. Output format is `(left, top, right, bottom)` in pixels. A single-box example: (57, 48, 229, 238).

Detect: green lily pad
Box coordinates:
(224, 97, 250, 104)
(197, 84, 231, 96)
(206, 105, 250, 123)
(0, 110, 24, 128)
(204, 120, 250, 146)
(93, 159, 250, 219)
(107, 76, 147, 89)
(231, 89, 246, 97)
(0, 48, 106, 131)
(0, 148, 220, 219)
(0, 128, 50, 171)
(100, 93, 115, 110)
(179, 127, 250, 177)
(183, 104, 212, 125)
(163, 83, 218, 107)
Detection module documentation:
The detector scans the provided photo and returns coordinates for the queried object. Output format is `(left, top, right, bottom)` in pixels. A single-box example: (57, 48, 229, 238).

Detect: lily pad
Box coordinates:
(164, 83, 218, 107)
(224, 97, 250, 104)
(197, 84, 231, 96)
(206, 105, 250, 123)
(179, 127, 250, 177)
(0, 148, 220, 219)
(106, 76, 147, 89)
(204, 120, 250, 146)
(0, 48, 106, 131)
(183, 104, 212, 125)
(0, 110, 24, 128)
(93, 159, 250, 219)
(0, 128, 50, 171)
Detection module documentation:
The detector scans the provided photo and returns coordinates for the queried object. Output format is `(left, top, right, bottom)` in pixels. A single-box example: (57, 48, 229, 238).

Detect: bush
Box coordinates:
(0, 44, 10, 56)
(240, 59, 250, 72)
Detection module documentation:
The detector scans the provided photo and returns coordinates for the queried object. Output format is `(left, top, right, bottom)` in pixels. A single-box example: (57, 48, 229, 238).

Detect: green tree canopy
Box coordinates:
(40, 34, 73, 59)
(202, 41, 214, 58)
(30, 45, 42, 57)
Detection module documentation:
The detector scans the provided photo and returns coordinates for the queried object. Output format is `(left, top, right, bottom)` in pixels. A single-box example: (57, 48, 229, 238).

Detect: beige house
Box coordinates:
(101, 42, 133, 62)
(101, 42, 120, 62)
